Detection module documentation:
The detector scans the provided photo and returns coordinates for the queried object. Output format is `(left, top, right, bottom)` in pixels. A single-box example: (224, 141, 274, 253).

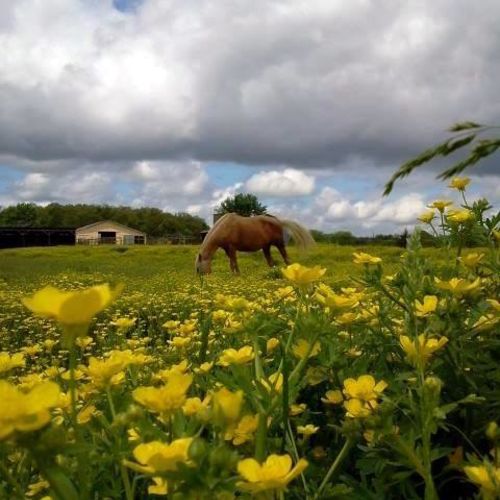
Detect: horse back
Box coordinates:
(216, 214, 284, 251)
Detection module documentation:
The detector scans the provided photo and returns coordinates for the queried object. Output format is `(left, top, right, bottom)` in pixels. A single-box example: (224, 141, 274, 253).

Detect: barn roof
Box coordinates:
(76, 220, 146, 235)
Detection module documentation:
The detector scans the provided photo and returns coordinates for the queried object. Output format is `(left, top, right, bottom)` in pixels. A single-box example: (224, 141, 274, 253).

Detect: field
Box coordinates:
(0, 240, 499, 499)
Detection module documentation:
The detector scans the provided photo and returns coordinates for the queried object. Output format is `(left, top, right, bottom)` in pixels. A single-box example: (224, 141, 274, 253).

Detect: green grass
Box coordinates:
(0, 243, 454, 292)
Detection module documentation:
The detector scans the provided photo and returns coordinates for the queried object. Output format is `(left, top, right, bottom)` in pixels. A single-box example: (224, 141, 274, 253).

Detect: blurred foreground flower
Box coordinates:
(23, 284, 123, 345)
(0, 352, 25, 374)
(0, 381, 60, 439)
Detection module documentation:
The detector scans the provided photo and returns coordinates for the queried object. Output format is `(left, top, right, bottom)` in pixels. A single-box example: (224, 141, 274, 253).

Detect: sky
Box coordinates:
(0, 0, 499, 235)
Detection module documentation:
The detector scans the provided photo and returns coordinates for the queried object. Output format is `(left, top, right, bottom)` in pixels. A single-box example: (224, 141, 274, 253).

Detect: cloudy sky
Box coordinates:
(0, 0, 499, 234)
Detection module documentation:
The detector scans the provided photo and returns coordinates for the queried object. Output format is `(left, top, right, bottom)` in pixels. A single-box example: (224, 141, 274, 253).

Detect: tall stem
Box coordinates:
(314, 438, 354, 500)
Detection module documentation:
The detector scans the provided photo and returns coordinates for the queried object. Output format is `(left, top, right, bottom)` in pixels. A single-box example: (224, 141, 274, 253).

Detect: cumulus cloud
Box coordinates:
(0, 0, 499, 170)
(245, 168, 315, 196)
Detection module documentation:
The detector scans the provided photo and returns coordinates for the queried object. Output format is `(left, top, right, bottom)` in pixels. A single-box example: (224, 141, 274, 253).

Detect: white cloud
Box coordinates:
(245, 168, 315, 196)
(0, 0, 499, 171)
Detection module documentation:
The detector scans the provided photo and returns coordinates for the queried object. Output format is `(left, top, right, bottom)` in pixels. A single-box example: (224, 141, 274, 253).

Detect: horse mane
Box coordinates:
(199, 212, 234, 254)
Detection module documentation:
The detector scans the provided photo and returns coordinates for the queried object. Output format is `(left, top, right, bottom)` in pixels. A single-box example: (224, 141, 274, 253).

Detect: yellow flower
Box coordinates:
(0, 381, 60, 440)
(428, 200, 452, 212)
(154, 360, 190, 382)
(305, 366, 328, 386)
(414, 295, 438, 317)
(169, 336, 192, 348)
(194, 361, 214, 374)
(460, 252, 485, 268)
(281, 263, 326, 286)
(314, 284, 359, 310)
(486, 299, 500, 312)
(343, 375, 387, 402)
(148, 477, 168, 496)
(133, 372, 193, 417)
(218, 346, 255, 366)
(212, 387, 244, 428)
(471, 314, 499, 332)
(75, 336, 93, 349)
(435, 277, 481, 295)
(162, 319, 180, 331)
(84, 355, 127, 389)
(335, 312, 358, 325)
(266, 338, 280, 353)
(352, 252, 382, 265)
(418, 211, 436, 224)
(297, 424, 319, 436)
(226, 414, 259, 446)
(292, 339, 321, 359)
(26, 480, 50, 497)
(237, 454, 308, 494)
(23, 284, 123, 327)
(259, 372, 284, 394)
(289, 403, 307, 416)
(321, 390, 343, 405)
(464, 465, 500, 496)
(343, 398, 373, 419)
(77, 404, 99, 424)
(110, 317, 136, 330)
(399, 335, 448, 367)
(447, 209, 474, 224)
(0, 352, 25, 374)
(125, 438, 193, 474)
(448, 176, 471, 191)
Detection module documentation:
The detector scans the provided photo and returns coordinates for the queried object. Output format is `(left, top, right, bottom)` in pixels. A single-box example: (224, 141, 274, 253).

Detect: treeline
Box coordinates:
(310, 229, 408, 247)
(0, 203, 209, 238)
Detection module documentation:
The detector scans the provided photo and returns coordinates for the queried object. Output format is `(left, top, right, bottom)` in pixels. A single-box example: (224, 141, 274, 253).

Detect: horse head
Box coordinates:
(195, 253, 212, 274)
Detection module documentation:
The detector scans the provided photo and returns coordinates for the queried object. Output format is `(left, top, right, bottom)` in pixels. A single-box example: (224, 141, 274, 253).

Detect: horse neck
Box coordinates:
(200, 217, 228, 260)
(200, 237, 218, 260)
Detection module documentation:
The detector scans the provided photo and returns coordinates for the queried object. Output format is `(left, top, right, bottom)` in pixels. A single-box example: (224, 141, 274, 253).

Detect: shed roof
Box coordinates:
(76, 220, 146, 235)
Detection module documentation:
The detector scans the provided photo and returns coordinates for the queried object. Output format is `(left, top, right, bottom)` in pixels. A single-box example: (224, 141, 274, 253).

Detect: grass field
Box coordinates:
(0, 241, 498, 499)
(0, 242, 448, 287)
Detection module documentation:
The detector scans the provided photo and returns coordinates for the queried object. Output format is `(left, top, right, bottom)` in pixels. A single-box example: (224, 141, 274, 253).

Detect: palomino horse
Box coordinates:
(195, 213, 314, 274)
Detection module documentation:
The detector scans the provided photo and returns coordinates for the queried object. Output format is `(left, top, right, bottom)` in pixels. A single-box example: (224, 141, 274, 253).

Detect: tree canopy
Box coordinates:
(216, 193, 267, 217)
(0, 203, 208, 238)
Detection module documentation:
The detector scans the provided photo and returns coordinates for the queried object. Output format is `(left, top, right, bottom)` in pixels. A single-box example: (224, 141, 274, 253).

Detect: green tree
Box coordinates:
(216, 193, 267, 217)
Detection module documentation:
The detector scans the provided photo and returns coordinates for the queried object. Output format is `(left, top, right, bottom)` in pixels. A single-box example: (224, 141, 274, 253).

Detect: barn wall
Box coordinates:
(76, 222, 146, 245)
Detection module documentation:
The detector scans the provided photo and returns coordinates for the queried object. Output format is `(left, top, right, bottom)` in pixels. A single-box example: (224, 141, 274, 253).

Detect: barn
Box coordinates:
(76, 221, 146, 245)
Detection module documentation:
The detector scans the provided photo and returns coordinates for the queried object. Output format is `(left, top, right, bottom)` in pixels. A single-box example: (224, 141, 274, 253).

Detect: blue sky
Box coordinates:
(0, 0, 498, 234)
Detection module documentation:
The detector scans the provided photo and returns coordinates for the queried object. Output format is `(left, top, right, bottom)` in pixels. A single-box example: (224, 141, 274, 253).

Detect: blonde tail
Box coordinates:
(278, 219, 315, 251)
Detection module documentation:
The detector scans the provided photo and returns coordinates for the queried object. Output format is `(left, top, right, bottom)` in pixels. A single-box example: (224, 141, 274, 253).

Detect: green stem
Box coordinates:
(255, 412, 268, 462)
(68, 345, 78, 427)
(314, 438, 354, 500)
(106, 387, 133, 500)
(106, 386, 117, 419)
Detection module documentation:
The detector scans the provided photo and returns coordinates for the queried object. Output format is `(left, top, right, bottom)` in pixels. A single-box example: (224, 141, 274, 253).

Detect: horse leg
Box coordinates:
(262, 245, 276, 267)
(224, 246, 240, 275)
(276, 242, 290, 265)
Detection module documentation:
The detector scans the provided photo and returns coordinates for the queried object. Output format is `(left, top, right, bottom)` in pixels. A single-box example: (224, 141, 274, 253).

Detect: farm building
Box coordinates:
(76, 221, 146, 245)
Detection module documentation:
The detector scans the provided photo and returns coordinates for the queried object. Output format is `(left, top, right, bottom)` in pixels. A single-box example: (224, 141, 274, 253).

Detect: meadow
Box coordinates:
(0, 194, 499, 499)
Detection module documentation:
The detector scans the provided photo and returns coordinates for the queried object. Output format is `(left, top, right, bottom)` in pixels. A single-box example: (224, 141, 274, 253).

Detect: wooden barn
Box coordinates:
(76, 221, 146, 245)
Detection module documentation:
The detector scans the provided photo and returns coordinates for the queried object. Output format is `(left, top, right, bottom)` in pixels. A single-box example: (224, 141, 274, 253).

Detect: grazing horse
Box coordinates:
(195, 213, 315, 274)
